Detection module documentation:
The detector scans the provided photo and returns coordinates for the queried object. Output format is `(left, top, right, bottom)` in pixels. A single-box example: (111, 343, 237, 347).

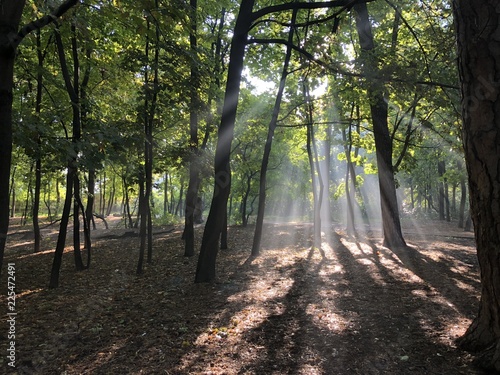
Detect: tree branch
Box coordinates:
(250, 0, 373, 22)
(14, 0, 79, 48)
(247, 37, 459, 90)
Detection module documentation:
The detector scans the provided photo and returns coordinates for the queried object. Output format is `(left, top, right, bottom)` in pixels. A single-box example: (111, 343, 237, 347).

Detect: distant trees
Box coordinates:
(1, 0, 468, 290)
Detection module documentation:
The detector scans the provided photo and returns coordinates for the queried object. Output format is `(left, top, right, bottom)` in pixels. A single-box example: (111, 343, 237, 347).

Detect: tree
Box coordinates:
(252, 7, 298, 256)
(353, 2, 406, 248)
(195, 0, 256, 283)
(0, 0, 79, 276)
(453, 1, 500, 371)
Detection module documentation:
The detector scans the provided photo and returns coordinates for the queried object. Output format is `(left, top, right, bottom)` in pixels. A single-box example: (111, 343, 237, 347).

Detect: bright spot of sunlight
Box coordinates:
(243, 67, 276, 94)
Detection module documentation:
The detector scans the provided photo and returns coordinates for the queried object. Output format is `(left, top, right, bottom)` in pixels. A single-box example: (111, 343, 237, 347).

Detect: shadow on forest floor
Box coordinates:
(0, 218, 487, 374)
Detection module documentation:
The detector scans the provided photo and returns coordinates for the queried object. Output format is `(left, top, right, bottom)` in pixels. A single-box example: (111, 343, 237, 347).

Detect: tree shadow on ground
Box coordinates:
(0, 223, 486, 374)
(234, 227, 485, 374)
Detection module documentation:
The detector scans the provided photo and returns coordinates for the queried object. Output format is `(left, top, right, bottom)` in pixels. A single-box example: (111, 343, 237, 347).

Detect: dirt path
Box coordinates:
(0, 219, 487, 374)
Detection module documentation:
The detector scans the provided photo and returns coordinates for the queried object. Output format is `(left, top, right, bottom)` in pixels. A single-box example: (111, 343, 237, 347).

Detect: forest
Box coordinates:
(0, 0, 499, 373)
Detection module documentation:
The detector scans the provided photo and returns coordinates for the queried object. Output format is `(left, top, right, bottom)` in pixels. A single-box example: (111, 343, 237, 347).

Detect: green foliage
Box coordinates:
(9, 0, 462, 227)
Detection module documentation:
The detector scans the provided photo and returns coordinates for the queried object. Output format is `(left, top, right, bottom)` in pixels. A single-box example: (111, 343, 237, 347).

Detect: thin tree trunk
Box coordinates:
(252, 7, 297, 256)
(438, 159, 445, 220)
(137, 174, 146, 274)
(163, 172, 168, 217)
(49, 167, 74, 288)
(32, 29, 44, 253)
(105, 175, 115, 217)
(86, 170, 96, 232)
(73, 175, 85, 271)
(51, 21, 89, 284)
(458, 160, 467, 228)
(303, 78, 323, 249)
(9, 170, 16, 218)
(184, 0, 201, 257)
(21, 164, 33, 226)
(123, 175, 133, 229)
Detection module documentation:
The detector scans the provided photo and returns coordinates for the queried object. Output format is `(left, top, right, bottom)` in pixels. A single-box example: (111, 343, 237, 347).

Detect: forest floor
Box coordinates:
(0, 216, 489, 374)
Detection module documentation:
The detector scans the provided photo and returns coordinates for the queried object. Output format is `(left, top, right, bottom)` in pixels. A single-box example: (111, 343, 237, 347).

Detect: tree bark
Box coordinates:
(453, 1, 500, 371)
(353, 2, 406, 248)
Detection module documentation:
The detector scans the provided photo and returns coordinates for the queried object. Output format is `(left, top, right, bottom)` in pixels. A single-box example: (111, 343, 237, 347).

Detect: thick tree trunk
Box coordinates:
(353, 2, 406, 248)
(453, 1, 500, 371)
(195, 0, 255, 282)
(1, 3, 79, 262)
(0, 1, 25, 275)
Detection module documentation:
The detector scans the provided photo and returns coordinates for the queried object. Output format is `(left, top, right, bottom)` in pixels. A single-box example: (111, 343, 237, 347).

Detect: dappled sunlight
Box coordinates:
(2, 222, 481, 374)
(306, 304, 351, 333)
(15, 247, 69, 260)
(16, 288, 44, 299)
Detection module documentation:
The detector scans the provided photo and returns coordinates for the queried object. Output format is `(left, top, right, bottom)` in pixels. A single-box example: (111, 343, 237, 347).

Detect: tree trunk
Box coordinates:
(138, 8, 159, 271)
(195, 0, 255, 282)
(54, 22, 87, 274)
(438, 160, 445, 220)
(122, 175, 133, 228)
(32, 29, 44, 253)
(137, 174, 146, 274)
(86, 169, 96, 233)
(73, 176, 85, 271)
(184, 0, 201, 257)
(49, 167, 74, 288)
(304, 80, 323, 249)
(353, 2, 406, 248)
(105, 175, 115, 216)
(458, 160, 467, 228)
(252, 7, 297, 256)
(163, 172, 169, 217)
(33, 157, 42, 252)
(9, 171, 16, 218)
(0, 1, 25, 274)
(453, 1, 500, 371)
(343, 127, 356, 236)
(241, 174, 252, 227)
